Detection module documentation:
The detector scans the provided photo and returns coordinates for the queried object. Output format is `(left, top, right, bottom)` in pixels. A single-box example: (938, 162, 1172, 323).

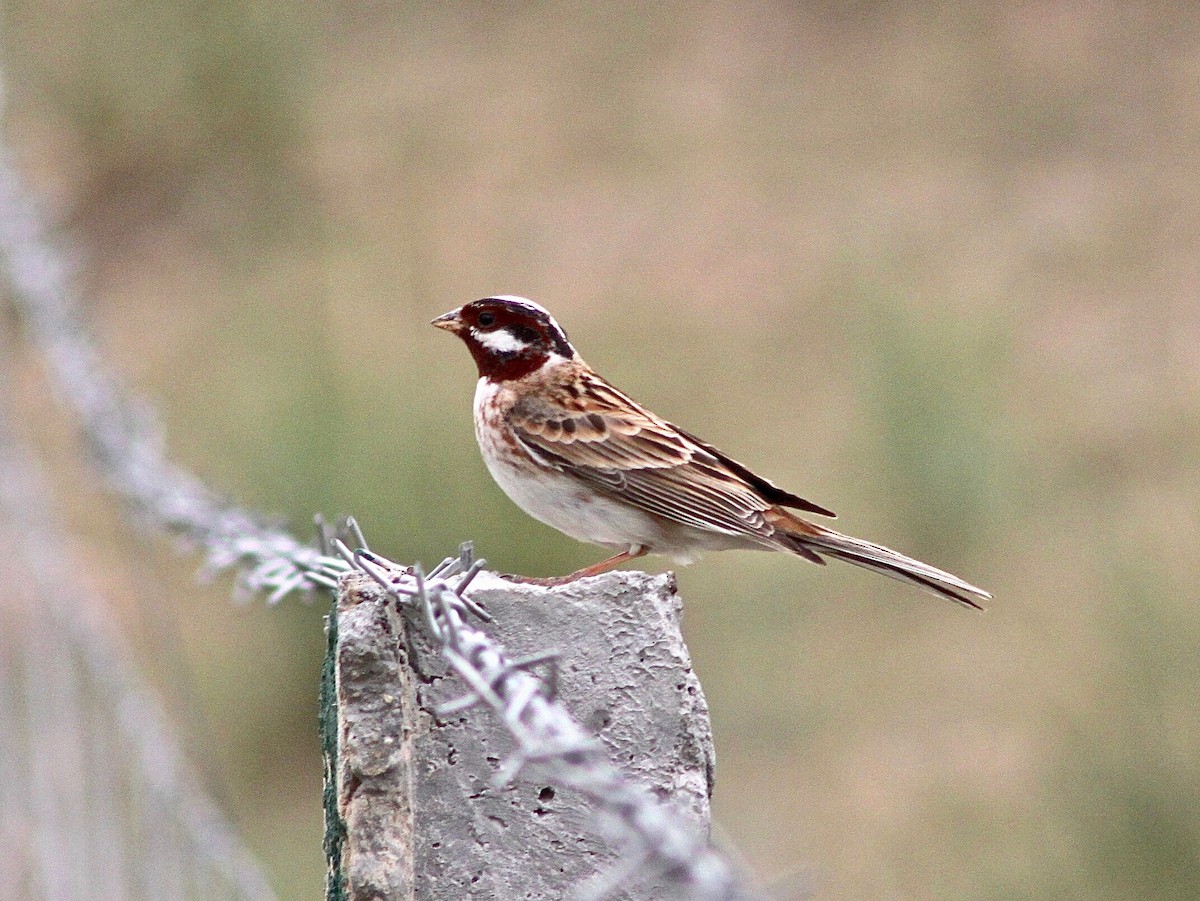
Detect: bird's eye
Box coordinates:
(477, 311, 496, 328)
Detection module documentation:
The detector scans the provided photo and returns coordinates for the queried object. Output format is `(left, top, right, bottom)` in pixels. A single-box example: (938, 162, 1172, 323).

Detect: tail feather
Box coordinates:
(780, 524, 991, 610)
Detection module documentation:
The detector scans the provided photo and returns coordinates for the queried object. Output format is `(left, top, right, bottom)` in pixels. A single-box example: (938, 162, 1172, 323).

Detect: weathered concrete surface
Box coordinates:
(334, 569, 714, 900)
(335, 577, 418, 900)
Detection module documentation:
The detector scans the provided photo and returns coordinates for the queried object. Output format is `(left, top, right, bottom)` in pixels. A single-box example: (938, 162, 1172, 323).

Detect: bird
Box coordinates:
(432, 295, 990, 609)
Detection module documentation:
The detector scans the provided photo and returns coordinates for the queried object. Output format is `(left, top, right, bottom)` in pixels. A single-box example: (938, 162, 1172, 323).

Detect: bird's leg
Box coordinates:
(561, 546, 648, 581)
(503, 546, 648, 587)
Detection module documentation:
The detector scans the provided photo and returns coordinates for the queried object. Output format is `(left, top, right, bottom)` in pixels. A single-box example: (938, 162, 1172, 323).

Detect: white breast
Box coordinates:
(472, 378, 669, 552)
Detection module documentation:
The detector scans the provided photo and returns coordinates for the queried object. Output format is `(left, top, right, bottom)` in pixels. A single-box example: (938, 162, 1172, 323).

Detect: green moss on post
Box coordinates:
(321, 594, 348, 901)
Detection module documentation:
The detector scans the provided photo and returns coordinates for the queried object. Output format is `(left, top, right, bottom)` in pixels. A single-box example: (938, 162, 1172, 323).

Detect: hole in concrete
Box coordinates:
(538, 786, 555, 802)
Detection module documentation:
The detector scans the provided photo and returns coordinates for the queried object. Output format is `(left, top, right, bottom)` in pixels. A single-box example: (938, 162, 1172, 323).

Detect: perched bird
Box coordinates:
(432, 296, 990, 609)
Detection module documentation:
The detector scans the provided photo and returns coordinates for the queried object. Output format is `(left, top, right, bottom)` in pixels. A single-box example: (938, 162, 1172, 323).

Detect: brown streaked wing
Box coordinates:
(509, 373, 795, 542)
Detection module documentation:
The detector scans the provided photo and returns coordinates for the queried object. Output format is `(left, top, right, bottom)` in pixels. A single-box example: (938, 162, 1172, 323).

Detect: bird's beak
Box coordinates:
(431, 308, 463, 333)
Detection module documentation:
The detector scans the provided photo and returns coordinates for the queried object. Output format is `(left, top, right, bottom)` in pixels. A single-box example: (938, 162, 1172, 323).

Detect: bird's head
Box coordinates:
(432, 295, 577, 381)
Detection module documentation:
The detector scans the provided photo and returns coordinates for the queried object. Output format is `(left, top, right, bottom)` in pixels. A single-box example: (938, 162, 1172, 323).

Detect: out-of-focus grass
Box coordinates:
(850, 291, 1012, 556)
(4, 3, 1199, 898)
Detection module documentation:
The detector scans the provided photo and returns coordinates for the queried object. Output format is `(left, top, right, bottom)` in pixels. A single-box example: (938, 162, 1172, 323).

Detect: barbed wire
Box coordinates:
(0, 133, 349, 603)
(0, 86, 757, 900)
(335, 533, 752, 901)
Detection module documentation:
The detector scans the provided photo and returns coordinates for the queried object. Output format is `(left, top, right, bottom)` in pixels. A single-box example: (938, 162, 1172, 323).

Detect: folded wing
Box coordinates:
(510, 374, 833, 546)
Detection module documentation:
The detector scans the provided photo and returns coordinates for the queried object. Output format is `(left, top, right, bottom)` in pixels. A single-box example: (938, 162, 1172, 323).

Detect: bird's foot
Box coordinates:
(500, 547, 649, 587)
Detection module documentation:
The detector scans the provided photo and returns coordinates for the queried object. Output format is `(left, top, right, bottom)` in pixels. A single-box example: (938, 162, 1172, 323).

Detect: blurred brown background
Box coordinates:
(4, 3, 1199, 898)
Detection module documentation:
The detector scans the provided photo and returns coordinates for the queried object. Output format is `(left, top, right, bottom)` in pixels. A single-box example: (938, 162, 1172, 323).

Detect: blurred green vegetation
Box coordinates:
(4, 3, 1199, 899)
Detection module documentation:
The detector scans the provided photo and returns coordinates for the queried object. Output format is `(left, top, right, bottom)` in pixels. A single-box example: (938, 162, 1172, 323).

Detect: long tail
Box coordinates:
(769, 514, 991, 610)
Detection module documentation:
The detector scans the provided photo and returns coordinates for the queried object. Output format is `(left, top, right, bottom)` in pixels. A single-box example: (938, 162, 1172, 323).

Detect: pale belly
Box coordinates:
(472, 378, 763, 561)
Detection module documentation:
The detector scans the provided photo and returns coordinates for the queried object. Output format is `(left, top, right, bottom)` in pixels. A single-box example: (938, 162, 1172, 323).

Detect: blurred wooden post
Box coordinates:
(322, 570, 715, 901)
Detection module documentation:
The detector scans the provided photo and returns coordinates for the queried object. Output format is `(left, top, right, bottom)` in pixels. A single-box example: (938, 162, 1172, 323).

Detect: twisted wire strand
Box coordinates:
(0, 138, 349, 602)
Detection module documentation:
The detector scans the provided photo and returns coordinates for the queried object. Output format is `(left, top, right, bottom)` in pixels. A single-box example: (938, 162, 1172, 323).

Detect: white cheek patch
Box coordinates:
(472, 327, 529, 354)
(485, 295, 568, 346)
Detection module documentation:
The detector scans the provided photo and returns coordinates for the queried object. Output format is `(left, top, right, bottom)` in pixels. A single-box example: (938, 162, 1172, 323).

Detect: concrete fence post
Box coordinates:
(325, 569, 716, 900)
